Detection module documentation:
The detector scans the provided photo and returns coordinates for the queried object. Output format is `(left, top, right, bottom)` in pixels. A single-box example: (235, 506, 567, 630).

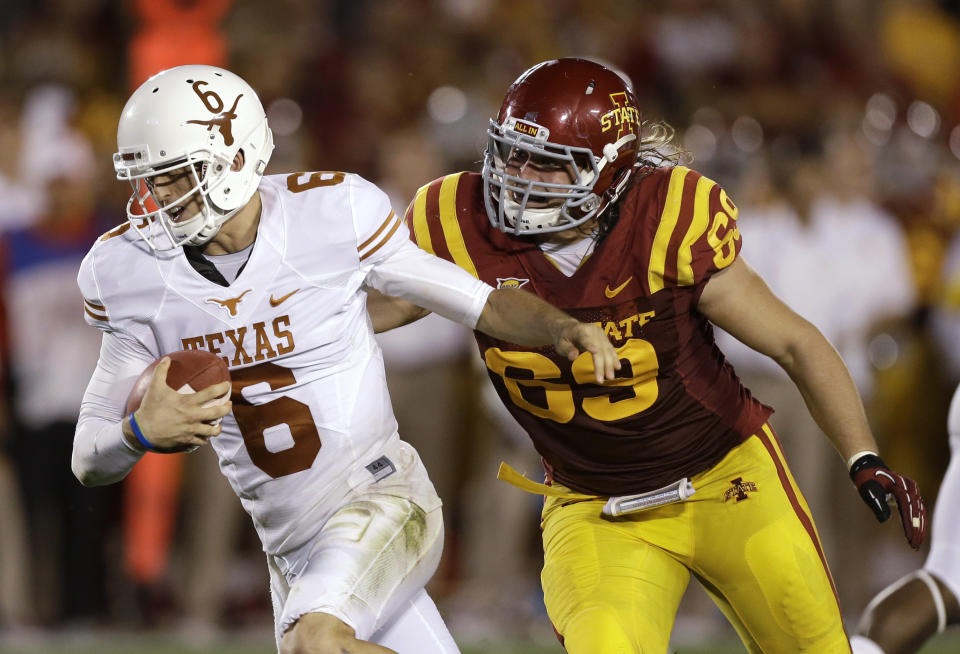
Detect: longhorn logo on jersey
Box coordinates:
(206, 289, 252, 317)
(185, 80, 243, 147)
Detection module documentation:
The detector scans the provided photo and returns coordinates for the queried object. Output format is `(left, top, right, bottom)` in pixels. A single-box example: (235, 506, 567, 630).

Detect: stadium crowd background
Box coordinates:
(2, 0, 960, 650)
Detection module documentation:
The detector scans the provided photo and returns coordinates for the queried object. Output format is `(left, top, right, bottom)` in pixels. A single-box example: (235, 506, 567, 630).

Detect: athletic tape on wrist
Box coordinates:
(847, 450, 879, 471)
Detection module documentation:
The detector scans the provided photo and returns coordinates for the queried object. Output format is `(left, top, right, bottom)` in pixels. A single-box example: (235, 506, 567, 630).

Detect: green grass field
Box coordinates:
(0, 632, 959, 654)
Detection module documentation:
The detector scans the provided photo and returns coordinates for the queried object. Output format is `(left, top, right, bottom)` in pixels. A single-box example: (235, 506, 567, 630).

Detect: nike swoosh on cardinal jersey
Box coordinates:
(269, 289, 300, 307)
(604, 277, 633, 299)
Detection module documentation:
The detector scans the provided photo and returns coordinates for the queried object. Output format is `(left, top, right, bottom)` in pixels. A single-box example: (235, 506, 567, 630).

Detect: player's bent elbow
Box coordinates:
(71, 451, 115, 487)
(72, 461, 100, 487)
(769, 321, 827, 375)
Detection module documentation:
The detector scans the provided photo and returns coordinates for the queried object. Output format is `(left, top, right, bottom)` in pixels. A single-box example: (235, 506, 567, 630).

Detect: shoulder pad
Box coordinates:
(405, 172, 485, 278)
(645, 166, 741, 293)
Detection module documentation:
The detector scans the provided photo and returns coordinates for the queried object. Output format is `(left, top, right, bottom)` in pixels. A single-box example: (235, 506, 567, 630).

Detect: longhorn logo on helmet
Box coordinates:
(186, 80, 243, 146)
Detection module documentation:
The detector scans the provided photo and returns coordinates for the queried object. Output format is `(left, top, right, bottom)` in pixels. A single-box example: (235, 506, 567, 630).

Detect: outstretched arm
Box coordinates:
(698, 256, 925, 548)
(699, 257, 877, 459)
(476, 288, 620, 382)
(366, 240, 619, 383)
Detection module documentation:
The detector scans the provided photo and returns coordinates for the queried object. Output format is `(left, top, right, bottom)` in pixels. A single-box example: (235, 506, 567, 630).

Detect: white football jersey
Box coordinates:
(75, 172, 492, 555)
(925, 383, 960, 601)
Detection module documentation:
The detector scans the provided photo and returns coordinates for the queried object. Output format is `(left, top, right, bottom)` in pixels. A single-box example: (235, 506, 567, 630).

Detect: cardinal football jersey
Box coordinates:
(406, 167, 773, 496)
(78, 172, 453, 555)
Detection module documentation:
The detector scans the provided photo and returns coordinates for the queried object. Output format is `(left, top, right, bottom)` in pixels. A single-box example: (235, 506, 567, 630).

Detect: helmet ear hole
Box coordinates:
(231, 149, 245, 172)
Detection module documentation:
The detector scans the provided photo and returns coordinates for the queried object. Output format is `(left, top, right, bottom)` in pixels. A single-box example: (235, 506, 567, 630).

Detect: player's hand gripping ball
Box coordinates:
(125, 350, 231, 453)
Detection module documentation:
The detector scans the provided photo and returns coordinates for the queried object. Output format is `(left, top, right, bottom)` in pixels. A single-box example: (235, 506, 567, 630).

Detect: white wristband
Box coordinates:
(846, 450, 879, 471)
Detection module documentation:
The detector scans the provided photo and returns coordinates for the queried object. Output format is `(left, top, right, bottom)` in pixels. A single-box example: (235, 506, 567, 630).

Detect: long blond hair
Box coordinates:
(595, 118, 688, 241)
(637, 118, 690, 171)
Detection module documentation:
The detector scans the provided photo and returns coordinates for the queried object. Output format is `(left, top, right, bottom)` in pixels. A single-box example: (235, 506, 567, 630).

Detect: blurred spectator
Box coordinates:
(0, 95, 43, 232)
(934, 229, 960, 380)
(3, 127, 115, 625)
(0, 435, 32, 633)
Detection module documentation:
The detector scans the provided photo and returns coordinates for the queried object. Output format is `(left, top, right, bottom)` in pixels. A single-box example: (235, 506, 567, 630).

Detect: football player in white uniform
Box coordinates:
(850, 384, 960, 654)
(72, 65, 619, 654)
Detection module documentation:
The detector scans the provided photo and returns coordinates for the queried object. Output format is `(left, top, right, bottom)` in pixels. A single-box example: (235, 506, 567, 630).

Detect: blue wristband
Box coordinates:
(128, 412, 156, 451)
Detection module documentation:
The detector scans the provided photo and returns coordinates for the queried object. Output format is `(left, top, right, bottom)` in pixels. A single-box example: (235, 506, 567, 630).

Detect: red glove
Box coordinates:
(850, 453, 926, 549)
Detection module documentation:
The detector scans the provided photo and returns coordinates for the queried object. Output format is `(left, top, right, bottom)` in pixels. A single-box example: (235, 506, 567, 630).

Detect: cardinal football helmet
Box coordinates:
(113, 65, 274, 250)
(482, 58, 642, 235)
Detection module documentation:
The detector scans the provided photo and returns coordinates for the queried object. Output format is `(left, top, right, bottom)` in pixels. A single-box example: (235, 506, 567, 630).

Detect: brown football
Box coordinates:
(125, 350, 231, 451)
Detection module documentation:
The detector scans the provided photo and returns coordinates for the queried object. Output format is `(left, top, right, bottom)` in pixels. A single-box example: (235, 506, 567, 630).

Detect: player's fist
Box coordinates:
(850, 453, 926, 549)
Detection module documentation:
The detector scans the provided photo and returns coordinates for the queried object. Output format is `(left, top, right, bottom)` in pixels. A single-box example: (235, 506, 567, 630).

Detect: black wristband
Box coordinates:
(849, 453, 887, 480)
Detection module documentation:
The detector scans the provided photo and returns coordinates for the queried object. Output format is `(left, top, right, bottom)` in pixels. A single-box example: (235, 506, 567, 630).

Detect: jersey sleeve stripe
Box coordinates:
(84, 303, 109, 322)
(358, 210, 396, 251)
(411, 183, 435, 255)
(676, 174, 717, 286)
(647, 166, 689, 294)
(359, 214, 403, 261)
(437, 172, 479, 279)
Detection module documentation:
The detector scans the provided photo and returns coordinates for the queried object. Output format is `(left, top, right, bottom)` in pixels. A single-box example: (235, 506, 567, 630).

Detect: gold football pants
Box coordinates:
(539, 425, 850, 654)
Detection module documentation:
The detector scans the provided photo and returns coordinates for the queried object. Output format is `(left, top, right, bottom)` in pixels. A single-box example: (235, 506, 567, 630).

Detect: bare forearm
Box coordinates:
(475, 288, 579, 345)
(366, 288, 430, 333)
(775, 325, 878, 462)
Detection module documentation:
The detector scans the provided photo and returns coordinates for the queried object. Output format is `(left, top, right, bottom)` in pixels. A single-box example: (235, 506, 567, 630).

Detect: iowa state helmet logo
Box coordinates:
(600, 92, 640, 140)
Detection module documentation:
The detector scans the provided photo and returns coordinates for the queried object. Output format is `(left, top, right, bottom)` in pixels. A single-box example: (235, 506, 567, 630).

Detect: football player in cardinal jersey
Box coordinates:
(368, 58, 928, 653)
(850, 383, 960, 654)
(71, 64, 619, 654)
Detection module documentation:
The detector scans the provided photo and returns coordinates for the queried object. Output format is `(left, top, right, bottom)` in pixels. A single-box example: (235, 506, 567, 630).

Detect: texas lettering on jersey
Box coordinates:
(406, 167, 771, 496)
(180, 314, 295, 365)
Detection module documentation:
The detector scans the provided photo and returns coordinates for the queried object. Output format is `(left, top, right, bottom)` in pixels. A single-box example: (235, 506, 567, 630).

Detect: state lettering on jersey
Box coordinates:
(181, 314, 296, 366)
(594, 310, 656, 342)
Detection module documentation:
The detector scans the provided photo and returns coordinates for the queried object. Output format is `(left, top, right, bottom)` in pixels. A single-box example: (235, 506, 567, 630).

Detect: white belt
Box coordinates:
(497, 461, 696, 517)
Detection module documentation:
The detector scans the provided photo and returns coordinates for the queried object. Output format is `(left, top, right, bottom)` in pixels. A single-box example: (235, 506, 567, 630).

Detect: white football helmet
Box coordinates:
(113, 65, 274, 250)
